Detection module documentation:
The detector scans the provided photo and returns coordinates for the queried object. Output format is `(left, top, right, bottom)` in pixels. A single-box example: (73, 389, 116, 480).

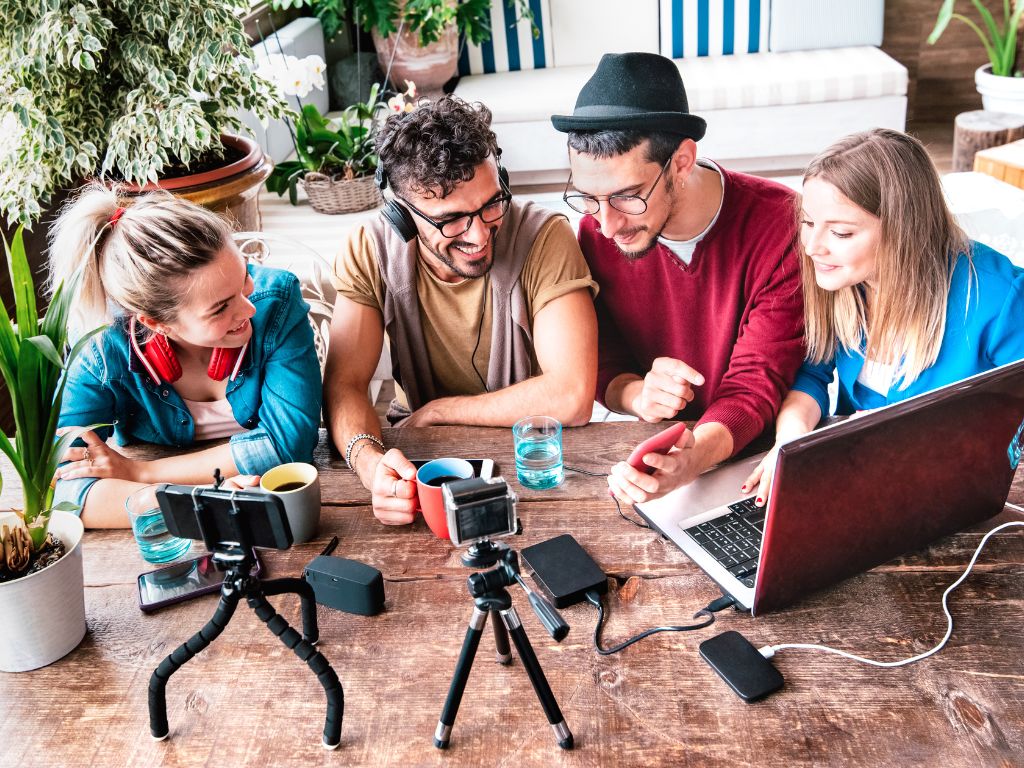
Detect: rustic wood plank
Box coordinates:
(1, 564, 1022, 768)
(1, 424, 1022, 767)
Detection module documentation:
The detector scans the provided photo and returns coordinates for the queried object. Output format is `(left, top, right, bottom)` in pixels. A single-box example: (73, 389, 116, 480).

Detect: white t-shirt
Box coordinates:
(857, 359, 896, 395)
(657, 159, 725, 265)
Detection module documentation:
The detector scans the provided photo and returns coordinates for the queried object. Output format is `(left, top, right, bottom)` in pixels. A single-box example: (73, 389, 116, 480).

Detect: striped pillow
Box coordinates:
(458, 0, 554, 76)
(659, 0, 770, 59)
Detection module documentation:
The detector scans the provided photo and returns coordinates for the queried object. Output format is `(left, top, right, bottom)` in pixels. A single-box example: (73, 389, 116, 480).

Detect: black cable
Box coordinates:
(563, 465, 606, 477)
(470, 293, 487, 390)
(585, 591, 734, 655)
(564, 465, 650, 528)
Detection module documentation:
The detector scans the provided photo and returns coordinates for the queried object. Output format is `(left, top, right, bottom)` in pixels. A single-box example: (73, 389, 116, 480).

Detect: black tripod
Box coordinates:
(435, 541, 574, 750)
(147, 537, 344, 748)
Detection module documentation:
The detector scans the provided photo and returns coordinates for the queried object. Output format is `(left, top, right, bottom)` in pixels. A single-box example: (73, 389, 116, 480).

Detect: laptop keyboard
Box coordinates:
(681, 497, 765, 588)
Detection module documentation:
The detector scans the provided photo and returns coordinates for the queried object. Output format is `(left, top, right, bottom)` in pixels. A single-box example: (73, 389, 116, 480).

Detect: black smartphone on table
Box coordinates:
(137, 549, 263, 613)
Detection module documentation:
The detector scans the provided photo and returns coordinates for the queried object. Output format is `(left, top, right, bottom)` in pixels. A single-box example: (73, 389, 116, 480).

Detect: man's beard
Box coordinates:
(612, 178, 674, 262)
(419, 227, 496, 279)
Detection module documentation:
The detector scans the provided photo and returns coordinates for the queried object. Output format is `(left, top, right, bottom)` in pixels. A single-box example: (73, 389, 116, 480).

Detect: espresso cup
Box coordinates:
(415, 458, 474, 539)
(260, 462, 321, 544)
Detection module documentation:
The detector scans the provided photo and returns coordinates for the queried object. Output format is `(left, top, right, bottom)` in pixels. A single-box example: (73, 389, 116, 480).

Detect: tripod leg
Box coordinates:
(260, 576, 320, 644)
(248, 593, 344, 750)
(489, 609, 512, 664)
(501, 608, 574, 750)
(148, 591, 240, 741)
(435, 607, 487, 749)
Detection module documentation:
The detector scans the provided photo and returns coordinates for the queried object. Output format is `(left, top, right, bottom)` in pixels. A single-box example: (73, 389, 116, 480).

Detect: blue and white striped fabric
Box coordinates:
(658, 0, 770, 59)
(458, 0, 554, 76)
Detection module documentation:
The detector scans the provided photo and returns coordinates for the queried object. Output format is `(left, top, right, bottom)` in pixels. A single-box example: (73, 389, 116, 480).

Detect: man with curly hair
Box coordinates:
(325, 95, 598, 526)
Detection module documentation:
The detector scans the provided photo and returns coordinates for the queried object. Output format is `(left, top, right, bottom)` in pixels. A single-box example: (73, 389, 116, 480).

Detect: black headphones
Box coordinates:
(375, 155, 511, 243)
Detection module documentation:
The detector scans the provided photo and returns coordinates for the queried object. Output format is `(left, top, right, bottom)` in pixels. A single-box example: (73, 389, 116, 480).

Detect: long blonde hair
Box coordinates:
(800, 128, 969, 388)
(47, 183, 232, 331)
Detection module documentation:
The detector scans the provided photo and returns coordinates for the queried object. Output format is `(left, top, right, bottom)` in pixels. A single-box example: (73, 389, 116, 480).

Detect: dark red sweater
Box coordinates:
(580, 167, 805, 455)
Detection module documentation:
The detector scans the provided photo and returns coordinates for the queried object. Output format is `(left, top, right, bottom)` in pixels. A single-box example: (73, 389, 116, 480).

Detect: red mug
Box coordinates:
(415, 458, 474, 539)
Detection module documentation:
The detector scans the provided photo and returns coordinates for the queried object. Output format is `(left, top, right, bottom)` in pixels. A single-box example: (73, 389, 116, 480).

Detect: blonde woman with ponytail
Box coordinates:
(50, 183, 322, 528)
(743, 128, 1024, 506)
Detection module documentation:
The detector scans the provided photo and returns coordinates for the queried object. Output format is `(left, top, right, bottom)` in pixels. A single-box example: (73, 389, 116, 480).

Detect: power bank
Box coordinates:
(699, 631, 784, 702)
(521, 534, 608, 608)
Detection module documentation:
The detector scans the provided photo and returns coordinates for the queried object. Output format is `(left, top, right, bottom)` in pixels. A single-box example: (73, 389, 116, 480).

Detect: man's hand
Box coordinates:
(631, 357, 704, 423)
(402, 404, 439, 428)
(607, 425, 699, 503)
(370, 448, 418, 525)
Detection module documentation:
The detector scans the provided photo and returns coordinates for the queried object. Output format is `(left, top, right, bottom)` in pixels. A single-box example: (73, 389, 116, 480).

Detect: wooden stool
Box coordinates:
(973, 139, 1024, 189)
(952, 111, 1024, 172)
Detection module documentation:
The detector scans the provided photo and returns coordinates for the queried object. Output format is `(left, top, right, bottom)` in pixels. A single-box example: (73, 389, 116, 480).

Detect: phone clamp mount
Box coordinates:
(434, 542, 574, 751)
(147, 484, 344, 749)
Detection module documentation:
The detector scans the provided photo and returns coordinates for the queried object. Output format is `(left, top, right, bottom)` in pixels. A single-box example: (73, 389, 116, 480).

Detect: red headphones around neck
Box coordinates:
(129, 316, 247, 384)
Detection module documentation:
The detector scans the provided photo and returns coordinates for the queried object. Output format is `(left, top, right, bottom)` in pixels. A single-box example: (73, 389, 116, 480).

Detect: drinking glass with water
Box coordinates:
(127, 485, 191, 564)
(512, 416, 564, 490)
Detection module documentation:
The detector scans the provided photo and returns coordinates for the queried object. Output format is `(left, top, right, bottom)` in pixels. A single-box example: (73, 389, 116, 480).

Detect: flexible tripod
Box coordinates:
(435, 541, 574, 750)
(148, 538, 344, 748)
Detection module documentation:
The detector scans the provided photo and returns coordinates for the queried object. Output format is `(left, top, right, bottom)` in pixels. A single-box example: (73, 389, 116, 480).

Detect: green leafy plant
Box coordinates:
(0, 0, 292, 227)
(273, 0, 535, 46)
(265, 83, 386, 204)
(0, 227, 105, 560)
(928, 0, 1024, 77)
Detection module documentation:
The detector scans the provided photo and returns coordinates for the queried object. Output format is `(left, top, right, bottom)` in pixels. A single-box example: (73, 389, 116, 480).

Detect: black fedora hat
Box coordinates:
(551, 52, 706, 141)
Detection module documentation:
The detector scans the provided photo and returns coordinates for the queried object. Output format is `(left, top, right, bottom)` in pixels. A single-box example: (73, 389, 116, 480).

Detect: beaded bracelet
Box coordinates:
(344, 433, 385, 471)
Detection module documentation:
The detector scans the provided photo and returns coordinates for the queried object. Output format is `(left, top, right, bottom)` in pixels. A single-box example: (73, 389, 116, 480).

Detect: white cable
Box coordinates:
(760, 507, 1024, 668)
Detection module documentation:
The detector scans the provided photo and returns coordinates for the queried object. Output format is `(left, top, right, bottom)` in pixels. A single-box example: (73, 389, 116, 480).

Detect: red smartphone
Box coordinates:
(137, 549, 262, 613)
(626, 421, 690, 474)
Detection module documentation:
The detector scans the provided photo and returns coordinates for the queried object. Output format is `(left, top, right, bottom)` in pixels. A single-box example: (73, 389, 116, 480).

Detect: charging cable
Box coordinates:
(565, 465, 650, 529)
(584, 590, 734, 655)
(759, 511, 1024, 668)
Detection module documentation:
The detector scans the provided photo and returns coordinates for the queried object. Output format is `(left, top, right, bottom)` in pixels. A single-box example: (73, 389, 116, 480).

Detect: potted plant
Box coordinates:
(273, 0, 535, 94)
(265, 77, 417, 213)
(929, 0, 1024, 115)
(0, 228, 104, 672)
(0, 0, 292, 231)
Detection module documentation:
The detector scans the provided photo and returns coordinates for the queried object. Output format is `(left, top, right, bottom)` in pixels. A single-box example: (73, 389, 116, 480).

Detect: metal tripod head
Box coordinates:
(466, 548, 569, 642)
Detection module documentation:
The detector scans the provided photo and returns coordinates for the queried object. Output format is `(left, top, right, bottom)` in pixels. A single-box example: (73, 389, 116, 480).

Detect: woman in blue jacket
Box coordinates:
(744, 128, 1024, 504)
(50, 183, 322, 527)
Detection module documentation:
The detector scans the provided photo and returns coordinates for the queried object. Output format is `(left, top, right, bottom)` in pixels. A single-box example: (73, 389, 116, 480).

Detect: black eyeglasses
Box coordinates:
(563, 157, 672, 216)
(399, 187, 512, 239)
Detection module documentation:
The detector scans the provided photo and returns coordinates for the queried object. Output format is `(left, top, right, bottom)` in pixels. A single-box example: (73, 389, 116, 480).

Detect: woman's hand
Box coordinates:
(740, 446, 781, 507)
(55, 428, 150, 483)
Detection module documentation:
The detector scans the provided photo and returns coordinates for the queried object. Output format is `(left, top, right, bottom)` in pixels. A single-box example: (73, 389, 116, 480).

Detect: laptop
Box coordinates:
(635, 358, 1024, 616)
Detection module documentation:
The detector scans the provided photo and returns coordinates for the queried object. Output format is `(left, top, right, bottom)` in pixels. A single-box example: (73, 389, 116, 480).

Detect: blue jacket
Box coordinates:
(55, 265, 322, 512)
(793, 242, 1024, 417)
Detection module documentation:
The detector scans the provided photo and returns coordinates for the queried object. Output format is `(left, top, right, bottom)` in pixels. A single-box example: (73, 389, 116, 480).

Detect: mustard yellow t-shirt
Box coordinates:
(333, 216, 597, 408)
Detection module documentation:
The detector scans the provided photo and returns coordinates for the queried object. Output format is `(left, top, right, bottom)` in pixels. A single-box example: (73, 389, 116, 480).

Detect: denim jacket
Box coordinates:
(55, 265, 323, 512)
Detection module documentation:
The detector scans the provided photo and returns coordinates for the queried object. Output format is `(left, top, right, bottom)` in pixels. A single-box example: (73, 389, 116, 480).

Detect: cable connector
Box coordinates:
(758, 645, 775, 660)
(705, 595, 736, 614)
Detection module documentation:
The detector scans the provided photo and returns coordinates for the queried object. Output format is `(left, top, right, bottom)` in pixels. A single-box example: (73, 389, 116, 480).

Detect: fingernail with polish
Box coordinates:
(756, 497, 763, 505)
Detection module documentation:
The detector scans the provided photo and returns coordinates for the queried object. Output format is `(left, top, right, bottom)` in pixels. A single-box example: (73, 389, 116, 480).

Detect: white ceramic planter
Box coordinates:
(0, 511, 86, 672)
(976, 65, 1024, 116)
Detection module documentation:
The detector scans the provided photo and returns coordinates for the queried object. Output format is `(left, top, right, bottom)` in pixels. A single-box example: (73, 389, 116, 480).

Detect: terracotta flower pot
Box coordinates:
(0, 511, 86, 672)
(372, 22, 459, 97)
(126, 134, 273, 232)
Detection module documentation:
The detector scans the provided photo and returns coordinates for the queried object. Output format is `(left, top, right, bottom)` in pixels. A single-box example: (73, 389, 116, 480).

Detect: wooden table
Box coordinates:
(2, 423, 1023, 767)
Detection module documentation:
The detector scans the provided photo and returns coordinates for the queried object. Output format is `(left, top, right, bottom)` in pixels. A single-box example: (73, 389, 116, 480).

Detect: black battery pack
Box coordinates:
(303, 555, 385, 616)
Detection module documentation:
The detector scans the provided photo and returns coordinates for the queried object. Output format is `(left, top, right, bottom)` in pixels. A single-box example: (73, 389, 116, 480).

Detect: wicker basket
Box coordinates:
(302, 172, 384, 215)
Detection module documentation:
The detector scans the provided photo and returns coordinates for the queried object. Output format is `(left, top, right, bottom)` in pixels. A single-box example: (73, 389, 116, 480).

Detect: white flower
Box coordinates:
(256, 53, 327, 99)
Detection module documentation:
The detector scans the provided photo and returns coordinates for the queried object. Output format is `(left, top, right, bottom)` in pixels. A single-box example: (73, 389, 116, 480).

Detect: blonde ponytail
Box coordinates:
(47, 182, 232, 331)
(47, 183, 124, 331)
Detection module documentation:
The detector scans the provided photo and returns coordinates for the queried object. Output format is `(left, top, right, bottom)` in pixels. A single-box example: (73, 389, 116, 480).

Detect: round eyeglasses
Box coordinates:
(399, 192, 512, 238)
(563, 157, 672, 216)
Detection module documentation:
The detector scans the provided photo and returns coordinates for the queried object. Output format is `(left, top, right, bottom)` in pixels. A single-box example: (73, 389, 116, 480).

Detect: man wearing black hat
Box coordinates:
(552, 52, 805, 504)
